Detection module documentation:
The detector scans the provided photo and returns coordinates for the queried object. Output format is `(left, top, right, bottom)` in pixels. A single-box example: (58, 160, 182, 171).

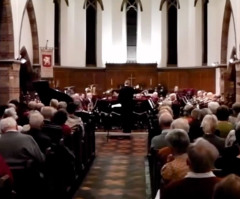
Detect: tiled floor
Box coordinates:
(73, 131, 150, 199)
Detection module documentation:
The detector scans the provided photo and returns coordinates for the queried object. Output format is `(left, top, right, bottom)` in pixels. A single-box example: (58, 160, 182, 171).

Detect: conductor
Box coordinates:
(118, 79, 135, 133)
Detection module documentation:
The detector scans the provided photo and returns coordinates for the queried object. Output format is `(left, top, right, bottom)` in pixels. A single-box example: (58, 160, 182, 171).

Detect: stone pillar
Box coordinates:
(0, 60, 21, 105)
(236, 63, 240, 102)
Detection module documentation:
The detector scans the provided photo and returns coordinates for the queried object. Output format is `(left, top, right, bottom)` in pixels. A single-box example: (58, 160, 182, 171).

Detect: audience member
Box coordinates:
(161, 138, 221, 199)
(216, 105, 234, 138)
(0, 117, 45, 165)
(213, 174, 240, 199)
(188, 108, 203, 142)
(26, 112, 52, 153)
(161, 129, 190, 184)
(201, 114, 225, 155)
(151, 112, 173, 150)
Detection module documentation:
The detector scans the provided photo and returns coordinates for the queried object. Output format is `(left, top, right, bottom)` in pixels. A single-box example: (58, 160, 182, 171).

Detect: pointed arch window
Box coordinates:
(83, 0, 103, 66)
(194, 0, 209, 65)
(160, 0, 180, 66)
(121, 0, 143, 63)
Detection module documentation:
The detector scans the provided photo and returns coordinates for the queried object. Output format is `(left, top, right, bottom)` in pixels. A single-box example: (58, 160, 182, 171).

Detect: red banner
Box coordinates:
(40, 47, 54, 78)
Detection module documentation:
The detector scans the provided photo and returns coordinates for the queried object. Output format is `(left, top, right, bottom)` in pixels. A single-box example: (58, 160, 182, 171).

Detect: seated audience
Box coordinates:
(229, 102, 240, 126)
(215, 124, 240, 176)
(216, 105, 234, 138)
(213, 174, 240, 199)
(208, 101, 220, 115)
(26, 112, 52, 153)
(161, 129, 190, 184)
(65, 102, 85, 135)
(201, 114, 225, 155)
(52, 109, 72, 137)
(0, 117, 45, 165)
(225, 120, 240, 147)
(49, 99, 59, 110)
(188, 108, 203, 142)
(161, 138, 221, 199)
(151, 112, 173, 150)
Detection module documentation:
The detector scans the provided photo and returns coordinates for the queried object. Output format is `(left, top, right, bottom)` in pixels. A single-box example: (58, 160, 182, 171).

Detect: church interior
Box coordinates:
(1, 0, 240, 198)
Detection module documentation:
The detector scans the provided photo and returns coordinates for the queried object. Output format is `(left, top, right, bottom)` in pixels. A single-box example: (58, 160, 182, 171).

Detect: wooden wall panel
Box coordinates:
(53, 65, 218, 96)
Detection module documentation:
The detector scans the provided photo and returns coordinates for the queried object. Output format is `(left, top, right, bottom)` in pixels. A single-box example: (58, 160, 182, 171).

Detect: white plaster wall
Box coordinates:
(151, 0, 161, 67)
(100, 0, 112, 66)
(227, 15, 236, 62)
(60, 0, 86, 67)
(208, 0, 225, 65)
(110, 0, 126, 63)
(137, 0, 152, 63)
(20, 10, 33, 64)
(159, 3, 167, 67)
(32, 0, 54, 62)
(178, 0, 202, 67)
(11, 0, 27, 58)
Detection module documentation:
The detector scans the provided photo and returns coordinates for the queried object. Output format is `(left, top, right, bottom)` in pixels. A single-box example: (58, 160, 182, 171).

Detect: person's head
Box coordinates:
(124, 79, 130, 86)
(216, 105, 230, 121)
(3, 107, 18, 120)
(58, 101, 67, 110)
(52, 109, 68, 125)
(201, 114, 218, 134)
(50, 99, 59, 109)
(41, 106, 56, 121)
(183, 104, 194, 117)
(29, 112, 44, 129)
(159, 105, 173, 117)
(0, 117, 18, 133)
(213, 174, 240, 199)
(208, 101, 220, 115)
(35, 102, 44, 111)
(200, 108, 212, 120)
(28, 101, 37, 110)
(158, 112, 173, 129)
(232, 102, 240, 116)
(171, 118, 190, 133)
(191, 108, 201, 120)
(169, 93, 177, 101)
(187, 138, 219, 173)
(165, 129, 190, 154)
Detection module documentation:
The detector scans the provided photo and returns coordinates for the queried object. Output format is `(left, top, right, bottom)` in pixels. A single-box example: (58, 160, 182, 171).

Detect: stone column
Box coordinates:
(0, 60, 21, 105)
(236, 63, 240, 102)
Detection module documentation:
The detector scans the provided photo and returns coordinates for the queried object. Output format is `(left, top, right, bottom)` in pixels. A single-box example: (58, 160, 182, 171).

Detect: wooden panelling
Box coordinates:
(53, 65, 217, 96)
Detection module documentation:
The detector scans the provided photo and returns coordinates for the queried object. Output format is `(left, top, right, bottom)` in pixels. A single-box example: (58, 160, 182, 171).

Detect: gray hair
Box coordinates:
(166, 129, 190, 154)
(40, 106, 56, 120)
(201, 114, 218, 134)
(159, 112, 173, 128)
(187, 138, 219, 173)
(29, 112, 44, 129)
(171, 118, 190, 133)
(0, 117, 17, 133)
(4, 107, 18, 120)
(208, 101, 220, 115)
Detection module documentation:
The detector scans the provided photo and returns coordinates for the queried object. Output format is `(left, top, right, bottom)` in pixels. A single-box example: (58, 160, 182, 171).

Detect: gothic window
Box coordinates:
(121, 0, 143, 62)
(84, 0, 103, 66)
(54, 2, 60, 65)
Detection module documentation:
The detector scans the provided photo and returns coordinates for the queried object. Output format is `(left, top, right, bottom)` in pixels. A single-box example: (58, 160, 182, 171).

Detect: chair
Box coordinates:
(9, 160, 46, 199)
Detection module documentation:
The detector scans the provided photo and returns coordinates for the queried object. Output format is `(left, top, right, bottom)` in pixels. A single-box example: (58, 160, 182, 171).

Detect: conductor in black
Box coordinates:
(118, 79, 135, 133)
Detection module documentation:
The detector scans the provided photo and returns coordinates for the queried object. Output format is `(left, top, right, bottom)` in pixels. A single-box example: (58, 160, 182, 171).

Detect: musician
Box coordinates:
(118, 79, 135, 133)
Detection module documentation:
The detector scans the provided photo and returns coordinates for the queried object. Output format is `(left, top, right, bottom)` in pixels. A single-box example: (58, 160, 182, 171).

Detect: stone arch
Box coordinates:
(0, 0, 14, 59)
(20, 0, 39, 64)
(221, 0, 236, 64)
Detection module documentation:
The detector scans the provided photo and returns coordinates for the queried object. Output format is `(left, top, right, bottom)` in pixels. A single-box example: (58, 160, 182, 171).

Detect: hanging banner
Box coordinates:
(40, 47, 54, 78)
